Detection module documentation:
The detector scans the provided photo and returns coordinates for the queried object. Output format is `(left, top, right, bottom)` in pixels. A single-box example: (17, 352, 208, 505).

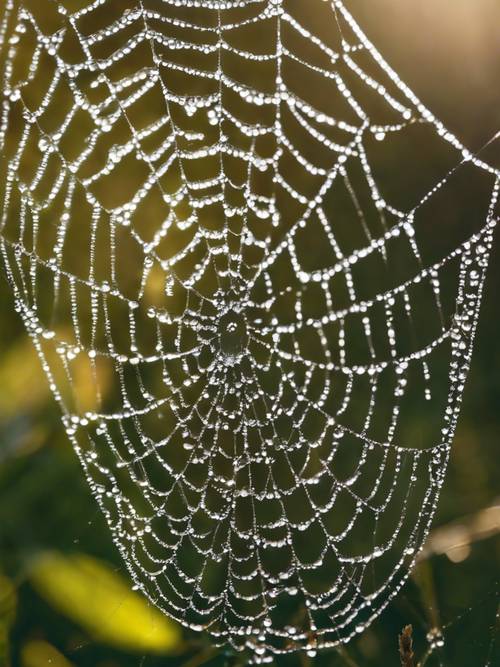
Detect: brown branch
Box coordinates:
(399, 625, 415, 667)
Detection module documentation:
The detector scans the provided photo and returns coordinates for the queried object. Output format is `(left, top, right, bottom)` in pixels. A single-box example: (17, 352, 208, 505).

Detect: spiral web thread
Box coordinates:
(0, 0, 498, 660)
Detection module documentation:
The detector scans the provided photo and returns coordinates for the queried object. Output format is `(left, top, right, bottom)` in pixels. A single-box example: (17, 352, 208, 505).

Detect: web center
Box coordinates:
(218, 310, 247, 362)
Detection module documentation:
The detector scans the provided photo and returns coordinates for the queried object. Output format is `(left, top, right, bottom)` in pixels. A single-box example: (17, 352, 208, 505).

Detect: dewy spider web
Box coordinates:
(0, 0, 498, 660)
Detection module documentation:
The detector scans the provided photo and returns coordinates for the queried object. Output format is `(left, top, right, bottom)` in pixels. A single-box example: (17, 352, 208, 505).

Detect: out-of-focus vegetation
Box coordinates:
(0, 1, 499, 666)
(30, 553, 181, 654)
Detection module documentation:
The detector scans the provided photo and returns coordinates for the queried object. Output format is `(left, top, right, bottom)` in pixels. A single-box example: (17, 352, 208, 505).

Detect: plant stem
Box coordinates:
(399, 625, 415, 667)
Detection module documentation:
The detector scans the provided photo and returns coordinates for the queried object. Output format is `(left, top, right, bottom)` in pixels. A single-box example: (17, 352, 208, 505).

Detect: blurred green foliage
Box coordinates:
(30, 553, 181, 654)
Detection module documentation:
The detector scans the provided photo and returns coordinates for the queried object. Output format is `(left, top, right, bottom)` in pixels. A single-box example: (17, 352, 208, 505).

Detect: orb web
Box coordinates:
(0, 0, 498, 660)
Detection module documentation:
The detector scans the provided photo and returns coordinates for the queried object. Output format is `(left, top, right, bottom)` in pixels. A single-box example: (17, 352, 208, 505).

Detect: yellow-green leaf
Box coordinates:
(0, 574, 17, 628)
(30, 552, 181, 654)
(21, 640, 73, 667)
(0, 340, 48, 418)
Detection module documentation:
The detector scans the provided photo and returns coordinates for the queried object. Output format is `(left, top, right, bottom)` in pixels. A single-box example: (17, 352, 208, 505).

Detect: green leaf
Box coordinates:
(21, 640, 73, 667)
(30, 552, 182, 654)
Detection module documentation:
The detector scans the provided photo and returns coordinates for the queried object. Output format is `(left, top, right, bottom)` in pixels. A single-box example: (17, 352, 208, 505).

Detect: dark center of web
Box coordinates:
(218, 310, 247, 362)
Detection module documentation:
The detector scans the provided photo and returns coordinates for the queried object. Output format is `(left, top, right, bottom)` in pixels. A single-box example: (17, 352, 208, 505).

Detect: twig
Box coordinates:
(335, 646, 362, 667)
(181, 646, 218, 667)
(399, 625, 415, 667)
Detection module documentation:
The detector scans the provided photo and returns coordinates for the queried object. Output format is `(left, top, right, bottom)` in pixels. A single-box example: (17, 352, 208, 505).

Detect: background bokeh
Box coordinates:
(0, 1, 499, 666)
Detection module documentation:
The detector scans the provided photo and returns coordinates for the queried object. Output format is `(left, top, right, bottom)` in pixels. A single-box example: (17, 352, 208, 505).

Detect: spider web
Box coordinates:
(0, 0, 498, 661)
